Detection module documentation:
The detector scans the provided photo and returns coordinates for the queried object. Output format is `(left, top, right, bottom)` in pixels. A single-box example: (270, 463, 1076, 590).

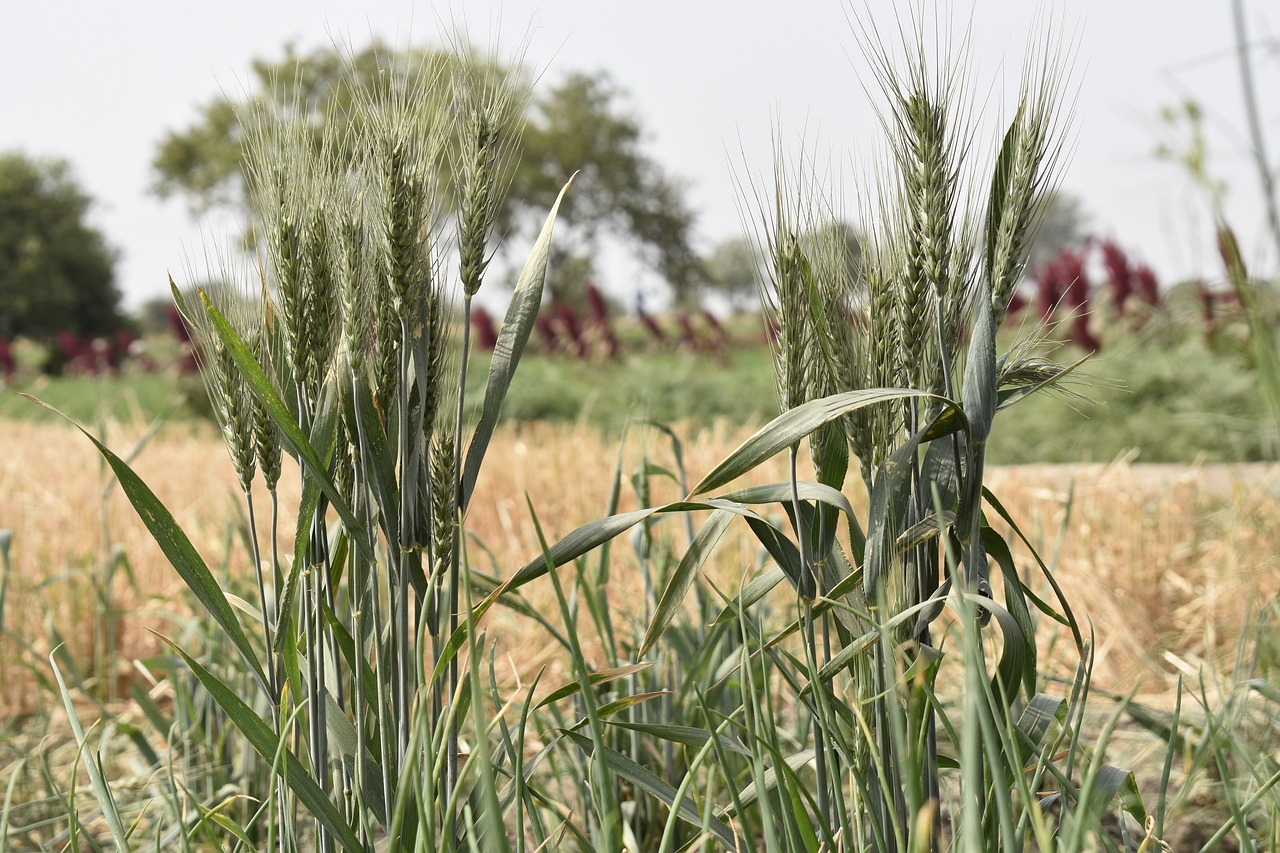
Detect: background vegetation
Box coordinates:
(1, 8, 1279, 853)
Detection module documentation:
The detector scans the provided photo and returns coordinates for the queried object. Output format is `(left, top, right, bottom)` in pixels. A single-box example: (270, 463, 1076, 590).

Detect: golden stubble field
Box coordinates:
(1, 417, 1278, 719)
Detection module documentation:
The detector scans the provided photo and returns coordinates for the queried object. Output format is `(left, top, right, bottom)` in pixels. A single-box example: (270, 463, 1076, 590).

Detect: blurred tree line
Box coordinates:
(1, 37, 1090, 352)
(151, 42, 705, 307)
(0, 152, 123, 341)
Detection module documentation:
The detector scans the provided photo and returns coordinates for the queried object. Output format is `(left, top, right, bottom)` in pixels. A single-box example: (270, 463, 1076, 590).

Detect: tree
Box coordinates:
(703, 236, 759, 309)
(0, 152, 122, 340)
(152, 43, 703, 304)
(510, 72, 703, 305)
(1026, 189, 1087, 272)
(705, 220, 862, 312)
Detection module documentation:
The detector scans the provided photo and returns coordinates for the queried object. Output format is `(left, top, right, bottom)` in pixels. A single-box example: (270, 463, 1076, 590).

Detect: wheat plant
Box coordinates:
(505, 14, 1152, 853)
(30, 38, 575, 851)
(32, 11, 1280, 853)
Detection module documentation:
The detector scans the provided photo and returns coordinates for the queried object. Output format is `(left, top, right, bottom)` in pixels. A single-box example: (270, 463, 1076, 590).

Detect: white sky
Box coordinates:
(2, 1, 1278, 310)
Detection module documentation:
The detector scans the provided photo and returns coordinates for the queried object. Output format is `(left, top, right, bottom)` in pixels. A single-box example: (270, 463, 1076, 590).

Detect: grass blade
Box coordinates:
(49, 650, 131, 849)
(559, 729, 738, 848)
(26, 398, 269, 697)
(462, 176, 575, 510)
(690, 388, 956, 496)
(159, 635, 365, 851)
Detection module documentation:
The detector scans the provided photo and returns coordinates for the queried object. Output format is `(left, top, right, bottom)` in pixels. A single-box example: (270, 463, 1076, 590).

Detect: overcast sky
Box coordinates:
(2, 1, 1277, 310)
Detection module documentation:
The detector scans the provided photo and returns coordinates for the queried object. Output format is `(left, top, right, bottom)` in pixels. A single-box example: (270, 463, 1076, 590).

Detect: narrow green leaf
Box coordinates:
(982, 487, 1084, 651)
(1016, 693, 1067, 747)
(985, 111, 1023, 282)
(962, 590, 1030, 708)
(691, 388, 958, 496)
(718, 749, 815, 817)
(504, 498, 766, 593)
(640, 509, 735, 657)
(593, 691, 668, 720)
(711, 566, 787, 627)
(275, 463, 323, 656)
(604, 720, 752, 757)
(983, 526, 1037, 698)
(27, 399, 268, 696)
(1078, 764, 1148, 829)
(559, 729, 737, 848)
(198, 291, 372, 561)
(322, 692, 387, 828)
(160, 636, 365, 851)
(896, 510, 957, 552)
(961, 295, 999, 447)
(533, 663, 654, 711)
(743, 516, 806, 595)
(462, 176, 575, 511)
(720, 481, 858, 538)
(0, 530, 11, 642)
(50, 650, 131, 849)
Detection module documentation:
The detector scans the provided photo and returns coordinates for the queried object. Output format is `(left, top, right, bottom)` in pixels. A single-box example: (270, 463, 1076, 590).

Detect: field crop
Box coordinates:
(2, 418, 1275, 711)
(4, 9, 1280, 851)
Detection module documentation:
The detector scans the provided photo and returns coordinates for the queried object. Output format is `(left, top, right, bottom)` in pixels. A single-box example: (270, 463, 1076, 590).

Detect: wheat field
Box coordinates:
(1, 416, 1276, 718)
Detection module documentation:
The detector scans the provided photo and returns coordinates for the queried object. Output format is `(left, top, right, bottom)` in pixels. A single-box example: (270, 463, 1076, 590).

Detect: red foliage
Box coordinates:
(550, 302, 586, 358)
(1005, 290, 1029, 318)
(471, 307, 498, 351)
(675, 314, 700, 350)
(1036, 247, 1089, 321)
(701, 309, 729, 350)
(583, 283, 619, 358)
(0, 337, 13, 378)
(164, 303, 199, 373)
(1029, 237, 1164, 353)
(166, 304, 191, 342)
(1099, 239, 1132, 315)
(534, 315, 560, 352)
(1068, 315, 1100, 353)
(585, 282, 609, 324)
(1132, 264, 1159, 306)
(638, 309, 666, 344)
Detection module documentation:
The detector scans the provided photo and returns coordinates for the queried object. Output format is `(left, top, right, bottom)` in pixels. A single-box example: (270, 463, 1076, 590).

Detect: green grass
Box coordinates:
(0, 372, 197, 424)
(989, 334, 1272, 464)
(6, 12, 1280, 850)
(6, 331, 1274, 466)
(462, 344, 779, 429)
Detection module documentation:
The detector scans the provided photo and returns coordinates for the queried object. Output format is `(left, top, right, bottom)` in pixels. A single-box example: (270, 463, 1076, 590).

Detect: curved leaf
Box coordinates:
(534, 663, 653, 711)
(50, 651, 130, 848)
(720, 481, 857, 537)
(462, 176, 575, 511)
(504, 498, 766, 593)
(640, 509, 735, 657)
(161, 636, 365, 851)
(711, 566, 787, 627)
(690, 388, 959, 496)
(983, 526, 1037, 698)
(28, 398, 268, 697)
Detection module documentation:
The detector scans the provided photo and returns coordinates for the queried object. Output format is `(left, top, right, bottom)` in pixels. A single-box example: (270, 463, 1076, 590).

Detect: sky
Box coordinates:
(2, 0, 1278, 311)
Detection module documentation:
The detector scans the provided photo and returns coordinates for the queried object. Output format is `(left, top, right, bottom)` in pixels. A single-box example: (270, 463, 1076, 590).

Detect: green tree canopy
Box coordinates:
(1026, 189, 1087, 271)
(705, 219, 863, 311)
(0, 152, 122, 340)
(152, 43, 703, 304)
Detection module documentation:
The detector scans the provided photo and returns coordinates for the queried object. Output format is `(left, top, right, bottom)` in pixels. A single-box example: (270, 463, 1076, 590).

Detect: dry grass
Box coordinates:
(1, 417, 1277, 716)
